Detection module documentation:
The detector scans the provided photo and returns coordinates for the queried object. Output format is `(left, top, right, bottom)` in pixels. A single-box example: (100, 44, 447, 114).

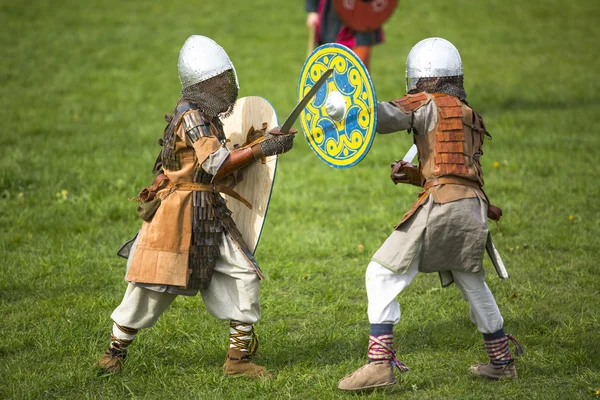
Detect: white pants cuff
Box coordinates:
(366, 260, 504, 334)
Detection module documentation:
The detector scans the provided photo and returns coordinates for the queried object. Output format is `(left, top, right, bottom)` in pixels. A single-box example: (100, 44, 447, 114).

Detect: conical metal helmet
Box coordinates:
(177, 35, 239, 90)
(405, 37, 462, 91)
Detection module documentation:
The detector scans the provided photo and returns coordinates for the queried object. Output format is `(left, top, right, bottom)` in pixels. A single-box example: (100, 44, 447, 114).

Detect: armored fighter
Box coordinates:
(335, 38, 523, 390)
(95, 35, 296, 378)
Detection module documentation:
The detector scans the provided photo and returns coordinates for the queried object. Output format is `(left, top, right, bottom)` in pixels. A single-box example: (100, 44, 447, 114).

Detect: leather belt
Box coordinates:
(422, 176, 480, 191)
(167, 182, 252, 209)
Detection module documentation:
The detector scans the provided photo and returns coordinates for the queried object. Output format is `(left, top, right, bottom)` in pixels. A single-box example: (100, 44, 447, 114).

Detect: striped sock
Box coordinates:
(368, 324, 409, 372)
(229, 320, 258, 355)
(483, 328, 513, 365)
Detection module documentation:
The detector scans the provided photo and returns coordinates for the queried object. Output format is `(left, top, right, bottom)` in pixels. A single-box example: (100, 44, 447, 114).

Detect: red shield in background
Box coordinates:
(334, 0, 398, 32)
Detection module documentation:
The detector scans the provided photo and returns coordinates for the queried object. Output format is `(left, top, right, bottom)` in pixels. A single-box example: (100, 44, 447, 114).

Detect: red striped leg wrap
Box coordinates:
(368, 334, 409, 372)
(484, 333, 523, 365)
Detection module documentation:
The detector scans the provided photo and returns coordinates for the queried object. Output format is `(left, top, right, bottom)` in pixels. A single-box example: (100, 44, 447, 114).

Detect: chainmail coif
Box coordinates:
(409, 75, 467, 103)
(181, 69, 238, 118)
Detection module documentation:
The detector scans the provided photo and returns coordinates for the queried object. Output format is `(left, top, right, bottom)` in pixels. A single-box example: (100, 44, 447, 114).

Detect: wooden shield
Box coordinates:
(220, 96, 278, 254)
(334, 0, 398, 32)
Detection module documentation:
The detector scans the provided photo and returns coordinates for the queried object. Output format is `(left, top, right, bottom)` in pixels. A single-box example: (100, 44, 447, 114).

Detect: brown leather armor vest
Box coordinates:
(414, 93, 485, 187)
(392, 92, 497, 226)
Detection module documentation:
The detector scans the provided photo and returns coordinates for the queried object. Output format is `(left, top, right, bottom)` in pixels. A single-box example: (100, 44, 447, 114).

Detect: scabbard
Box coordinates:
(486, 235, 509, 279)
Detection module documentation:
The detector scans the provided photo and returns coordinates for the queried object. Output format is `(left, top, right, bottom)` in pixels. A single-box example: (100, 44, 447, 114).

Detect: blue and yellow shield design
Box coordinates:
(298, 43, 377, 168)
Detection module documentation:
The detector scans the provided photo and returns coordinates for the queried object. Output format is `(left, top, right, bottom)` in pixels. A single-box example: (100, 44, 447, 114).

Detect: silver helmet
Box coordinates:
(177, 35, 239, 90)
(405, 37, 462, 92)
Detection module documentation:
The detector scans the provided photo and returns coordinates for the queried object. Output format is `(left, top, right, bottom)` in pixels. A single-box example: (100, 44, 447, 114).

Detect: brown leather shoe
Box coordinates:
(470, 361, 518, 380)
(338, 361, 396, 391)
(95, 347, 126, 374)
(223, 348, 272, 378)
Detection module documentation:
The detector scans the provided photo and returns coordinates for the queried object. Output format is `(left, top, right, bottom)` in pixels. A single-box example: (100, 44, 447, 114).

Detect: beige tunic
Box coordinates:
(125, 110, 250, 288)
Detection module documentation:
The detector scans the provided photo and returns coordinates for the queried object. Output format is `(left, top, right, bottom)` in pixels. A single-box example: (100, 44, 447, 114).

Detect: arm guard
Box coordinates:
(212, 144, 263, 182)
(212, 127, 296, 182)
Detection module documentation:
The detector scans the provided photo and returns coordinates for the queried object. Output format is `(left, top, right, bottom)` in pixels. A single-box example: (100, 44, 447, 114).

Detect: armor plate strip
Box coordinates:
(433, 95, 469, 176)
(439, 106, 464, 118)
(183, 109, 213, 144)
(434, 95, 461, 107)
(440, 118, 463, 131)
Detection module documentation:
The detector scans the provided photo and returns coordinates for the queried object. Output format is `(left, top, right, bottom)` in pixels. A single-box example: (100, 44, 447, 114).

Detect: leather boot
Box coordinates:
(223, 348, 272, 378)
(338, 361, 396, 391)
(95, 347, 126, 374)
(470, 361, 518, 380)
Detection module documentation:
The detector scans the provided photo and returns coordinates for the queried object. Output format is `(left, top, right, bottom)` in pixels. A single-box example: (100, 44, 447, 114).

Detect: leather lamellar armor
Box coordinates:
(394, 92, 489, 187)
(156, 102, 253, 290)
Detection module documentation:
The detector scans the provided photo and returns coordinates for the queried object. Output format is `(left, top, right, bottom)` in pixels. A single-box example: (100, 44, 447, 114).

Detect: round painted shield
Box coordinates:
(298, 43, 377, 168)
(334, 0, 398, 32)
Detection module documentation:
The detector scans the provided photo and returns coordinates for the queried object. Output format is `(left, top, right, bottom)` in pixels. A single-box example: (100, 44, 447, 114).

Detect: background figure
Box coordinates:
(305, 0, 383, 70)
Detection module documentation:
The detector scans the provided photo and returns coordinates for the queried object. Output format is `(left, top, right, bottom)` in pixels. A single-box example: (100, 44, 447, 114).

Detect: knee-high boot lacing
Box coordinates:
(229, 320, 258, 355)
(96, 323, 139, 373)
(109, 323, 138, 357)
(223, 321, 270, 378)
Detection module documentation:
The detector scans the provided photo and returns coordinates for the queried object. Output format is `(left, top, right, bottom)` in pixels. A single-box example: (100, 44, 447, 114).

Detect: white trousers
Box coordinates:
(111, 233, 261, 330)
(366, 257, 504, 334)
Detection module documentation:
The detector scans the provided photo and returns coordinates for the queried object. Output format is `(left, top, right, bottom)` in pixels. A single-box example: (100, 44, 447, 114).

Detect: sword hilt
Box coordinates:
(268, 127, 298, 136)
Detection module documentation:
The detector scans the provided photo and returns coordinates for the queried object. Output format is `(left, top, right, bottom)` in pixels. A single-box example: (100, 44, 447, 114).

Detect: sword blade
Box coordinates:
(402, 144, 418, 163)
(280, 68, 333, 133)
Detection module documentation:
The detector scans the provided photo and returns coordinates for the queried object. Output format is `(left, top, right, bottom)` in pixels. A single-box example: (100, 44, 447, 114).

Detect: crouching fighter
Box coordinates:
(337, 37, 522, 390)
(95, 35, 297, 378)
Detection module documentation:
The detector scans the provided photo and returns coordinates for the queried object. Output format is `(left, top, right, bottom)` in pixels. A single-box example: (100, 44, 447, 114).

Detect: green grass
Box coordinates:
(1, 0, 599, 399)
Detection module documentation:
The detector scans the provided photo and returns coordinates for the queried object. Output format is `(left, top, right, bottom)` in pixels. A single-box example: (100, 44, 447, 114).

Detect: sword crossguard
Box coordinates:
(268, 127, 298, 136)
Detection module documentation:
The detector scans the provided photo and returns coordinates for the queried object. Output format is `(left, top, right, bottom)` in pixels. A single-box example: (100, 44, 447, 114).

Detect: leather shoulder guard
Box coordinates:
(153, 102, 195, 173)
(391, 92, 431, 114)
(182, 109, 213, 143)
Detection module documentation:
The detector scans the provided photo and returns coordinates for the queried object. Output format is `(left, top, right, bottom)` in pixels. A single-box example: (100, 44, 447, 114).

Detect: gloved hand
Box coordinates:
(259, 126, 297, 156)
(390, 160, 421, 186)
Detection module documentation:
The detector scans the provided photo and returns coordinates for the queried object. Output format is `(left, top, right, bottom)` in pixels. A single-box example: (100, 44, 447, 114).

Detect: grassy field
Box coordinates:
(1, 0, 599, 399)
